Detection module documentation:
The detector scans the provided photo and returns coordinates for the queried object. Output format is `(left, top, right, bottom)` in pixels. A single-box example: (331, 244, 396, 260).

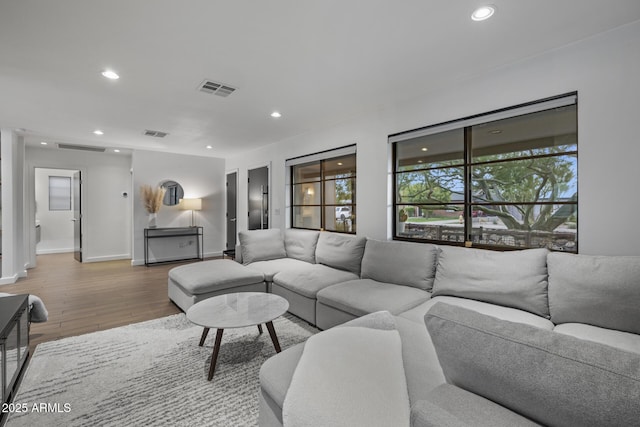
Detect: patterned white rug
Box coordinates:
(7, 313, 317, 427)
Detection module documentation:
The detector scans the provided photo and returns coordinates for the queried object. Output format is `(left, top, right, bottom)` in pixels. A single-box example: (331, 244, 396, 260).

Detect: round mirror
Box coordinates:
(159, 180, 184, 206)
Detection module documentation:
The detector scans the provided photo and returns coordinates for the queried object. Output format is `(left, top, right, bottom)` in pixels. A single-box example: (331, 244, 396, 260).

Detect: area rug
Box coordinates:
(7, 313, 317, 427)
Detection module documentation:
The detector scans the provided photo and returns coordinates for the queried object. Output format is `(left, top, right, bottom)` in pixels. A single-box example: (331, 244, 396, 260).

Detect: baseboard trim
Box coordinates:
(131, 251, 222, 267)
(0, 274, 19, 285)
(83, 254, 131, 263)
(36, 248, 74, 255)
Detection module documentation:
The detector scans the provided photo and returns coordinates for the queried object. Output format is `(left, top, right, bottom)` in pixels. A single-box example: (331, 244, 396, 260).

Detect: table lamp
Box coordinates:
(181, 198, 202, 227)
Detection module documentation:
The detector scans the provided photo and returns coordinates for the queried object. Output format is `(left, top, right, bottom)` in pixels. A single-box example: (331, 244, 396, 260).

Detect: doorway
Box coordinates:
(248, 166, 269, 230)
(34, 168, 82, 261)
(226, 171, 237, 251)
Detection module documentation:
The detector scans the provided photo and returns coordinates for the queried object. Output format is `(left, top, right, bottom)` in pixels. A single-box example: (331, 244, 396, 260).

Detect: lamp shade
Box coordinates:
(181, 198, 202, 211)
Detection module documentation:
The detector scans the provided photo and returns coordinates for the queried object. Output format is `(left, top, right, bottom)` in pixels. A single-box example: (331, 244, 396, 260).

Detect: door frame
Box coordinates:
(26, 165, 86, 268)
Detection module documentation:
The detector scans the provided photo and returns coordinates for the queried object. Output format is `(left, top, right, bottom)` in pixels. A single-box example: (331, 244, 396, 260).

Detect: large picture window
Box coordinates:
(288, 146, 356, 233)
(392, 94, 577, 252)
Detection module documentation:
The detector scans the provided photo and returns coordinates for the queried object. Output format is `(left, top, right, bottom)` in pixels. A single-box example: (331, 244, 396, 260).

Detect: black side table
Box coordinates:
(144, 226, 204, 266)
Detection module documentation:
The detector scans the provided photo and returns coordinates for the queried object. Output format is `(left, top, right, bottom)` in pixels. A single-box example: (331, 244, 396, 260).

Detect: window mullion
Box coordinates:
(464, 126, 472, 245)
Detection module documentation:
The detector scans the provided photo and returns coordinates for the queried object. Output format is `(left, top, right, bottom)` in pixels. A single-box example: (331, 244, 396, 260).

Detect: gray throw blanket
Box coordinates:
(0, 292, 49, 322)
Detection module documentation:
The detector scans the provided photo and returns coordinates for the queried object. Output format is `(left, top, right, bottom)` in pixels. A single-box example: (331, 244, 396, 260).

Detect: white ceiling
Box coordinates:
(1, 1, 639, 158)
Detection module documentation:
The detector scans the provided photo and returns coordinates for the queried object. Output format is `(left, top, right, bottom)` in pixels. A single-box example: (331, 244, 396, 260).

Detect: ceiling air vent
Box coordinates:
(198, 79, 237, 97)
(143, 129, 169, 138)
(57, 143, 105, 152)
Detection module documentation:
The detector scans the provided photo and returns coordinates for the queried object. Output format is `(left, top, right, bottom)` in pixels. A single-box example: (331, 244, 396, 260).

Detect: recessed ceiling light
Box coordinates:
(418, 160, 423, 163)
(206, 145, 213, 149)
(489, 129, 503, 134)
(93, 130, 104, 135)
(101, 70, 120, 80)
(421, 147, 428, 152)
(113, 149, 120, 153)
(337, 162, 343, 166)
(270, 111, 282, 118)
(471, 5, 495, 21)
(40, 141, 48, 145)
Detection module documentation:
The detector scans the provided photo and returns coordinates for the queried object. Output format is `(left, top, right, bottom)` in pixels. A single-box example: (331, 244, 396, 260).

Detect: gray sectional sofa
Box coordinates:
(235, 228, 640, 426)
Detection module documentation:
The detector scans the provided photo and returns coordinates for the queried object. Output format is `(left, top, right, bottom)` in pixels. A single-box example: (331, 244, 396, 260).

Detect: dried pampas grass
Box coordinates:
(140, 185, 165, 213)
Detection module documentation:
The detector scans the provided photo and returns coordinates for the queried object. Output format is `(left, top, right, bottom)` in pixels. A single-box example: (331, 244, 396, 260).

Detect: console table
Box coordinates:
(1, 294, 29, 419)
(144, 227, 204, 266)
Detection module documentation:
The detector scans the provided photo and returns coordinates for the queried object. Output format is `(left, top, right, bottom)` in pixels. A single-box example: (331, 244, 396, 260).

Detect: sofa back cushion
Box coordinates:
(361, 239, 438, 290)
(284, 229, 320, 264)
(315, 232, 367, 275)
(238, 228, 286, 265)
(432, 246, 549, 318)
(548, 252, 640, 335)
(425, 302, 640, 427)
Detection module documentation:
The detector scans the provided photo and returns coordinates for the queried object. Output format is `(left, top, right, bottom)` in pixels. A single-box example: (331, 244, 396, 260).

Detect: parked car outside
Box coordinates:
(335, 206, 351, 220)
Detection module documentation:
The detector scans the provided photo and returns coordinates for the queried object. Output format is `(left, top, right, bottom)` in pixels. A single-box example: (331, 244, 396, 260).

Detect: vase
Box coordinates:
(148, 212, 158, 228)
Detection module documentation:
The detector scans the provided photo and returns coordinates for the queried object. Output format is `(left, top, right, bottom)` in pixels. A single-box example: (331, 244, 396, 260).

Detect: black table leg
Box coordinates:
(257, 324, 263, 334)
(265, 321, 281, 353)
(208, 329, 224, 381)
(198, 327, 210, 346)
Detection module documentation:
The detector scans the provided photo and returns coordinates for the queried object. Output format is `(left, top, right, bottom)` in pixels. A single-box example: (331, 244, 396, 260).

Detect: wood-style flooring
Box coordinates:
(0, 253, 202, 351)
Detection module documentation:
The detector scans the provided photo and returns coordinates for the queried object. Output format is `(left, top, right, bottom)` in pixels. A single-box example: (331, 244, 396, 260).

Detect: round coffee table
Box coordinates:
(186, 292, 289, 381)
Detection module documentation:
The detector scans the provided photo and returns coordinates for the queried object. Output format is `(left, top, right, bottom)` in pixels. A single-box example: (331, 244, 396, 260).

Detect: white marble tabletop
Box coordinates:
(186, 292, 289, 329)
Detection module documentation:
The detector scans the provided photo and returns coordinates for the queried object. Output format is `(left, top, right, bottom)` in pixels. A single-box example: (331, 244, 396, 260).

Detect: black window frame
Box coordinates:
(289, 147, 356, 234)
(391, 93, 578, 252)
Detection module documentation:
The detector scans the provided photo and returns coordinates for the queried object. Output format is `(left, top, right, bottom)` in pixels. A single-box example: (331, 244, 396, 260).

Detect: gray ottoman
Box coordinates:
(168, 259, 266, 312)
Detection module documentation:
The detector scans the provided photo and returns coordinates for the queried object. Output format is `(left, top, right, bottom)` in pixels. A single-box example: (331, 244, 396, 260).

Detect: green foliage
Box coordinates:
(396, 145, 577, 232)
(334, 178, 354, 204)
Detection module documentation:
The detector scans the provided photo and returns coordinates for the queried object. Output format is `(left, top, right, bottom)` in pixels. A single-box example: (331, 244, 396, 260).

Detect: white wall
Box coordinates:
(0, 130, 26, 284)
(131, 150, 226, 265)
(227, 21, 640, 256)
(34, 168, 76, 254)
(26, 146, 133, 264)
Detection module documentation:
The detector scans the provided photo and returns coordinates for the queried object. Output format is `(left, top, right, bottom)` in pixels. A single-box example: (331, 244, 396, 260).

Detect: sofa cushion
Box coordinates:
(317, 279, 431, 317)
(168, 259, 264, 294)
(554, 323, 640, 355)
(411, 384, 541, 427)
(425, 302, 640, 427)
(432, 246, 550, 318)
(273, 264, 358, 298)
(548, 252, 640, 335)
(284, 229, 320, 264)
(315, 232, 367, 275)
(238, 228, 286, 265)
(361, 239, 438, 291)
(400, 295, 554, 330)
(395, 317, 446, 405)
(246, 258, 311, 282)
(259, 342, 305, 411)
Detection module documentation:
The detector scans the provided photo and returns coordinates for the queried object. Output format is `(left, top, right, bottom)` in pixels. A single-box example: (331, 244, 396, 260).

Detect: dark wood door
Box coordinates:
(72, 171, 82, 262)
(248, 166, 269, 230)
(226, 172, 237, 250)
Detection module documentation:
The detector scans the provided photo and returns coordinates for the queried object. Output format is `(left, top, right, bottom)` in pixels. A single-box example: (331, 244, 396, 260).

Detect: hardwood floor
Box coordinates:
(0, 253, 202, 351)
